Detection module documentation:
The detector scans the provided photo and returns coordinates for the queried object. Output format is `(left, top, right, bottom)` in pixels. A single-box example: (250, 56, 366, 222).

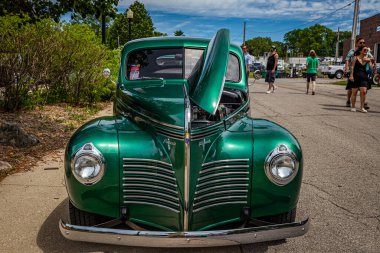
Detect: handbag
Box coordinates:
(366, 62, 373, 76)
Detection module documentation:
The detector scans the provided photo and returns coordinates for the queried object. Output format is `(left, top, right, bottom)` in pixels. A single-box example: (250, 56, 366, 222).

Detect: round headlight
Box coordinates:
(71, 143, 105, 185)
(265, 144, 299, 186)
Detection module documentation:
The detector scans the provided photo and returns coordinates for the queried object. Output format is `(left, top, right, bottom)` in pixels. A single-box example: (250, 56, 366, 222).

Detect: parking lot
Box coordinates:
(0, 77, 379, 252)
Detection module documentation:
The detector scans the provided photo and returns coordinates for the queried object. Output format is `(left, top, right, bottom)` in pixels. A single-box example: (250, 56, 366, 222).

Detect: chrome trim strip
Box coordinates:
(193, 201, 247, 213)
(123, 184, 178, 195)
(194, 190, 248, 200)
(123, 201, 180, 213)
(122, 177, 177, 189)
(198, 171, 249, 181)
(123, 158, 171, 167)
(200, 165, 249, 175)
(123, 195, 179, 207)
(195, 184, 249, 195)
(202, 159, 249, 167)
(123, 189, 178, 201)
(60, 218, 310, 247)
(123, 171, 176, 182)
(123, 164, 174, 174)
(194, 196, 247, 207)
(197, 178, 249, 188)
(154, 131, 183, 140)
(183, 84, 191, 232)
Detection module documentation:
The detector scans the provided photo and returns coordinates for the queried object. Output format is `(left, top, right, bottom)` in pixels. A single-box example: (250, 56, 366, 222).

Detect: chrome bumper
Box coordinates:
(59, 218, 310, 247)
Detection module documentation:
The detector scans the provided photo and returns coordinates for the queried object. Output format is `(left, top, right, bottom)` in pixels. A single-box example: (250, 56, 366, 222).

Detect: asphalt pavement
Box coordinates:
(0, 77, 379, 252)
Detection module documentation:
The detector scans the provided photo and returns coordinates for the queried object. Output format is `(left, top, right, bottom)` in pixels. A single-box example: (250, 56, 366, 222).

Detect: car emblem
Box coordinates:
(199, 138, 211, 151)
(163, 138, 176, 150)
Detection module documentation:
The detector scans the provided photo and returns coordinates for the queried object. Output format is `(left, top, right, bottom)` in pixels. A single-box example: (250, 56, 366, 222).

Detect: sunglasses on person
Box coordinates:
(358, 41, 365, 44)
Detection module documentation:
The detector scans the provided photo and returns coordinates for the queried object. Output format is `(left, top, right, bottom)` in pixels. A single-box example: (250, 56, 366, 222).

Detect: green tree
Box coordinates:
(108, 1, 154, 49)
(244, 37, 284, 57)
(174, 30, 184, 36)
(154, 31, 168, 37)
(0, 0, 62, 21)
(284, 24, 348, 57)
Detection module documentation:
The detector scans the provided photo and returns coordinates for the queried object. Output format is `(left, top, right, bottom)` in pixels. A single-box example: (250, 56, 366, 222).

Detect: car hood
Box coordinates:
(190, 29, 230, 115)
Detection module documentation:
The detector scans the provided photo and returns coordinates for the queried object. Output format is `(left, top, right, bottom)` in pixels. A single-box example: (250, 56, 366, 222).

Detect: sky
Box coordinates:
(117, 0, 379, 44)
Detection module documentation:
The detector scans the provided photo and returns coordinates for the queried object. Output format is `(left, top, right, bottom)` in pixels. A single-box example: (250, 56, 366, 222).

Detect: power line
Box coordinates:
(253, 0, 355, 34)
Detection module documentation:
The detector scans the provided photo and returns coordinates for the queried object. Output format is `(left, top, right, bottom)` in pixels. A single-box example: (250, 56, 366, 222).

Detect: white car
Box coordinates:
(320, 62, 345, 79)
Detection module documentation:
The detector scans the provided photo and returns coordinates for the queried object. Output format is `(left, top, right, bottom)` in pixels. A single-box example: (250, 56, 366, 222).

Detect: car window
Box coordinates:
(226, 54, 240, 82)
(126, 48, 183, 80)
(126, 47, 240, 82)
(184, 48, 240, 82)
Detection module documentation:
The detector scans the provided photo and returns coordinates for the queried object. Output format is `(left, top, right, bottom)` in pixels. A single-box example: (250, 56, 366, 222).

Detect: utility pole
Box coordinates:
(243, 20, 246, 46)
(335, 27, 340, 61)
(101, 14, 106, 44)
(350, 0, 360, 49)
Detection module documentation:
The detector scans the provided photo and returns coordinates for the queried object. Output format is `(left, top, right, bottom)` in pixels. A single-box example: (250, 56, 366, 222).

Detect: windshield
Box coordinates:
(126, 48, 240, 82)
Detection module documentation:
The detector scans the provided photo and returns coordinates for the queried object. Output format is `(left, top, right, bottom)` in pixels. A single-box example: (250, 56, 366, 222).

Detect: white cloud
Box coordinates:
(118, 0, 377, 20)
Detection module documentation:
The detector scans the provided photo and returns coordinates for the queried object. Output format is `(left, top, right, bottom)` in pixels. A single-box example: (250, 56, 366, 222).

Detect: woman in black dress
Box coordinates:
(349, 47, 372, 113)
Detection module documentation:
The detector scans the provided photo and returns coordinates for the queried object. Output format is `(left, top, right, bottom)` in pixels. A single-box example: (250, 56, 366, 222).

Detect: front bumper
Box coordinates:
(59, 218, 310, 247)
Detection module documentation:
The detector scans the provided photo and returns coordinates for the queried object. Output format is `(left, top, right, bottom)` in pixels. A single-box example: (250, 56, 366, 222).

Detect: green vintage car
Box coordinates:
(60, 29, 309, 247)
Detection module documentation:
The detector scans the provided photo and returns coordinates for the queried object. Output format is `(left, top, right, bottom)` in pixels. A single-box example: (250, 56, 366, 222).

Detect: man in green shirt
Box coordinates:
(306, 50, 319, 95)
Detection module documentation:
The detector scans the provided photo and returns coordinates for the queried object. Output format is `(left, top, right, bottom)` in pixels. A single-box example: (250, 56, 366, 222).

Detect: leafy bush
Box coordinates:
(0, 15, 120, 111)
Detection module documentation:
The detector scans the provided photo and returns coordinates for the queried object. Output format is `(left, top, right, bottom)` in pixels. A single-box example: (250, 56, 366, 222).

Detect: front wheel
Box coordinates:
(69, 201, 109, 226)
(253, 70, 261, 80)
(373, 74, 379, 86)
(335, 71, 344, 79)
(260, 207, 297, 224)
(328, 74, 335, 79)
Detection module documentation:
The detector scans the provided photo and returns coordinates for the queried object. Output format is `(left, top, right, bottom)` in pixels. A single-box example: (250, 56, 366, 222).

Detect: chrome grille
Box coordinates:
(193, 159, 250, 213)
(191, 124, 222, 140)
(153, 124, 184, 140)
(122, 158, 180, 213)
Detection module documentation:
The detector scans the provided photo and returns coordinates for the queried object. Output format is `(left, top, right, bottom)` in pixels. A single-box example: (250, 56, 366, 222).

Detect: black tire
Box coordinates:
(335, 71, 344, 79)
(260, 207, 297, 224)
(328, 74, 335, 79)
(254, 70, 261, 80)
(69, 201, 109, 226)
(373, 74, 379, 86)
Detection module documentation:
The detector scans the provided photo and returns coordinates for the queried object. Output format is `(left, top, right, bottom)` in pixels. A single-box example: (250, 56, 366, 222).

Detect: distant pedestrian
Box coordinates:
(305, 50, 319, 95)
(242, 45, 253, 85)
(344, 37, 373, 109)
(265, 45, 278, 93)
(349, 47, 372, 113)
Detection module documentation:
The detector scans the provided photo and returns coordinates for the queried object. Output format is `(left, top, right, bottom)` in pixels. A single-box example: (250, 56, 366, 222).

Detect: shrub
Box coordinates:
(0, 15, 120, 111)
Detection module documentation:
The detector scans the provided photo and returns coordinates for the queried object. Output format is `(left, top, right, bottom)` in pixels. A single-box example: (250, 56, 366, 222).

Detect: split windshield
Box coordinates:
(126, 48, 240, 82)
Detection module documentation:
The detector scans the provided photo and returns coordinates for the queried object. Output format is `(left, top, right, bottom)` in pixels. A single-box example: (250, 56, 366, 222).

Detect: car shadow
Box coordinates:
(37, 198, 275, 253)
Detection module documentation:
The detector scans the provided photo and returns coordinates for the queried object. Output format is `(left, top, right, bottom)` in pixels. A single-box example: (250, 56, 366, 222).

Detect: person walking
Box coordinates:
(242, 45, 253, 85)
(349, 47, 372, 113)
(344, 37, 373, 108)
(305, 50, 319, 95)
(265, 45, 278, 93)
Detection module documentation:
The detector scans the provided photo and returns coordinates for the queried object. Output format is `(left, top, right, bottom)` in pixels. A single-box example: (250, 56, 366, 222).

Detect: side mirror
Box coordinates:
(103, 68, 111, 78)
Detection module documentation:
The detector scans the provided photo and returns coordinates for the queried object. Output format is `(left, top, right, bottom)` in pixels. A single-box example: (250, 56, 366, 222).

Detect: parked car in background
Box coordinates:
(372, 65, 380, 86)
(249, 62, 265, 72)
(60, 29, 309, 247)
(320, 62, 345, 79)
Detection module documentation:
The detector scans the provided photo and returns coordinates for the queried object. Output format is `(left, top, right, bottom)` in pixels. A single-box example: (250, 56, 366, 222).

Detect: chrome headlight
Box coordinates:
(265, 144, 299, 186)
(71, 143, 105, 185)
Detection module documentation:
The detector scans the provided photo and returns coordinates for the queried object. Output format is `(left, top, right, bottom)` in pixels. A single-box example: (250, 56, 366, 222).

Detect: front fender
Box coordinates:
(64, 116, 141, 218)
(250, 119, 303, 218)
